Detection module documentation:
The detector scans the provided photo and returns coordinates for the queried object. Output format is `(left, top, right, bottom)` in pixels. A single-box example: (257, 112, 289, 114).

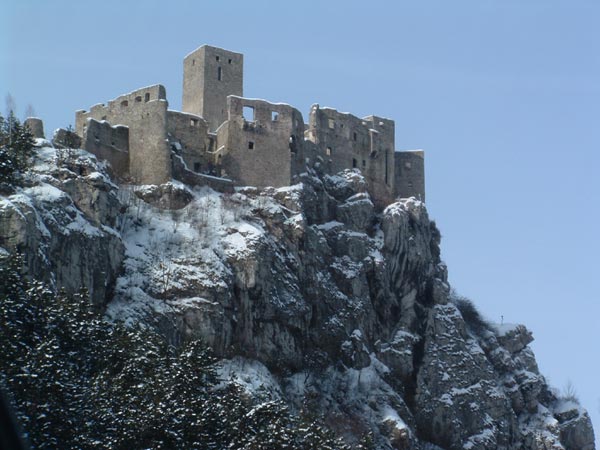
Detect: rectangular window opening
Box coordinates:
(135, 96, 142, 102)
(144, 93, 150, 102)
(328, 118, 335, 129)
(190, 118, 198, 127)
(271, 111, 279, 121)
(353, 132, 357, 141)
(228, 58, 232, 64)
(243, 106, 255, 121)
(248, 141, 255, 150)
(362, 160, 366, 167)
(326, 146, 332, 156)
(216, 55, 220, 61)
(194, 162, 201, 172)
(217, 66, 222, 81)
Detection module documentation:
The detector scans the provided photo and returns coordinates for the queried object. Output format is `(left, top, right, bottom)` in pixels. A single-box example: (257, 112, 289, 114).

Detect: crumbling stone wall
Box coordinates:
(306, 105, 395, 207)
(394, 150, 425, 201)
(183, 45, 243, 131)
(83, 119, 129, 180)
(215, 96, 305, 188)
(75, 85, 171, 185)
(167, 110, 215, 174)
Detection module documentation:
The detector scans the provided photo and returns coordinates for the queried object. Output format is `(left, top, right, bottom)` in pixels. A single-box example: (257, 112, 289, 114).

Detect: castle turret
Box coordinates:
(182, 45, 243, 131)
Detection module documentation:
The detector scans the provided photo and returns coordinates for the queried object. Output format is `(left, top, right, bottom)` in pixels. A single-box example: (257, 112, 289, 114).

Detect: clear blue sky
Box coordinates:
(2, 0, 599, 439)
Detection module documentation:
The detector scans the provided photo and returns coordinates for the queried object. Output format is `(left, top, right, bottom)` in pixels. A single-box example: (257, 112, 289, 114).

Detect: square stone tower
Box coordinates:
(182, 45, 243, 131)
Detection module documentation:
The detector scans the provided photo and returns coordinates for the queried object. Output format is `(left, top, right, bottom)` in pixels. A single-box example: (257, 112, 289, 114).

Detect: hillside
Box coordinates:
(0, 142, 595, 449)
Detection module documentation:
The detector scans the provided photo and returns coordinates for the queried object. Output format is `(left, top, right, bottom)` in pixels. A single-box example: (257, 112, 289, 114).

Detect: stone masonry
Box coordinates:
(71, 44, 425, 205)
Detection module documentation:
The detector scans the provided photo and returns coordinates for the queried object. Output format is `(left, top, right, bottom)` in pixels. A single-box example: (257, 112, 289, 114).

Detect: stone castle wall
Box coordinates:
(215, 96, 305, 188)
(76, 85, 171, 185)
(306, 105, 395, 207)
(167, 110, 215, 174)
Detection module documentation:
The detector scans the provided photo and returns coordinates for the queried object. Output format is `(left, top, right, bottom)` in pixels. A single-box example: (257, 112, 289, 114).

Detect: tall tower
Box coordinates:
(182, 45, 243, 131)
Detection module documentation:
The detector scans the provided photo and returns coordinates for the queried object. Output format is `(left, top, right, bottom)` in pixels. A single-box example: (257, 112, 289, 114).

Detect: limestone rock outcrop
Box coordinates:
(1, 146, 594, 449)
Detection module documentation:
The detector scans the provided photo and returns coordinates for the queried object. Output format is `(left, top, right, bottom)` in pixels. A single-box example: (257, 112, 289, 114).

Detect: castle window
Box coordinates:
(216, 56, 220, 61)
(353, 158, 358, 168)
(217, 66, 222, 81)
(328, 118, 335, 129)
(248, 141, 254, 150)
(353, 132, 357, 141)
(385, 151, 389, 185)
(228, 58, 232, 64)
(362, 160, 366, 168)
(144, 93, 150, 102)
(194, 162, 201, 172)
(135, 96, 142, 102)
(243, 106, 255, 121)
(192, 59, 195, 66)
(326, 146, 332, 156)
(190, 118, 198, 127)
(120, 100, 128, 107)
(271, 111, 279, 121)
(404, 161, 412, 170)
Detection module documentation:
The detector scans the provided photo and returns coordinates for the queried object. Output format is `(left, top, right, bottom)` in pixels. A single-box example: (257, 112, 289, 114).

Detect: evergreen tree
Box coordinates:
(0, 112, 35, 186)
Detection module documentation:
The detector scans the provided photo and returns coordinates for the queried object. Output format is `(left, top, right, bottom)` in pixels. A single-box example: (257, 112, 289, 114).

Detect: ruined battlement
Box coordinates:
(73, 45, 425, 205)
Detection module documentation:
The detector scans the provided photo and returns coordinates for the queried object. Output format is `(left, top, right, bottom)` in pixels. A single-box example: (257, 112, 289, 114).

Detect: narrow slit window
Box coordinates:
(217, 66, 222, 81)
(243, 106, 255, 121)
(352, 158, 358, 168)
(362, 159, 366, 167)
(353, 132, 357, 141)
(248, 141, 254, 150)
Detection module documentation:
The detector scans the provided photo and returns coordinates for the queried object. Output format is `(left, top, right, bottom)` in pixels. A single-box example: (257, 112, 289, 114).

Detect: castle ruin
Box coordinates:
(72, 45, 425, 206)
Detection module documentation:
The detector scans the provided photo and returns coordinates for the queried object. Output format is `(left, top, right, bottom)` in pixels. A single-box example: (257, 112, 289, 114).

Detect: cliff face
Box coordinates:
(0, 145, 594, 450)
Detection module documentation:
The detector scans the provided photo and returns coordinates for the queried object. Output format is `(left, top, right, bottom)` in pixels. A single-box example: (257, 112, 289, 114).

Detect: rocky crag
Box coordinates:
(0, 143, 595, 450)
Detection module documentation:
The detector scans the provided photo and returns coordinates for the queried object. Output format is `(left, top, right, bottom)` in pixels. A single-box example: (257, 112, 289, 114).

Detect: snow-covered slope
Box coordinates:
(0, 146, 594, 449)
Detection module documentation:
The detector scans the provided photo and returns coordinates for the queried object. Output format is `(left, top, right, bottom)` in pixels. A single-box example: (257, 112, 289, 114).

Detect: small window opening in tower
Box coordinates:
(362, 159, 366, 168)
(216, 56, 220, 61)
(248, 141, 254, 150)
(243, 106, 255, 121)
(194, 162, 201, 172)
(353, 132, 357, 141)
(271, 111, 279, 121)
(192, 59, 195, 66)
(228, 58, 232, 64)
(352, 158, 358, 168)
(144, 93, 150, 102)
(328, 118, 335, 129)
(121, 100, 128, 107)
(135, 96, 142, 102)
(190, 118, 198, 127)
(217, 66, 222, 81)
(326, 146, 332, 156)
